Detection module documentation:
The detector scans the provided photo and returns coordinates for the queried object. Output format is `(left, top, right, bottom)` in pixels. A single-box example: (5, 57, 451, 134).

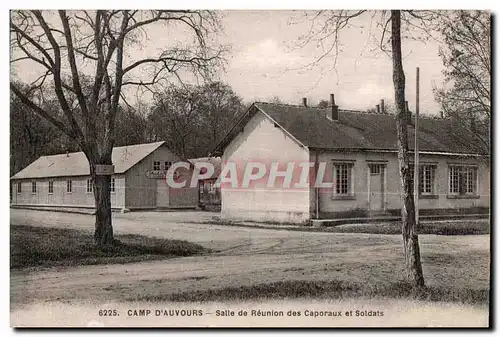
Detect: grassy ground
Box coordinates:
(10, 225, 208, 269)
(328, 220, 490, 235)
(138, 279, 489, 306)
(210, 219, 490, 235)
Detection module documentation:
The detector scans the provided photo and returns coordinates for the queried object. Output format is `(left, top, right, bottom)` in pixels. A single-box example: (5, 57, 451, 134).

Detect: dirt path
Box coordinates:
(10, 209, 490, 310)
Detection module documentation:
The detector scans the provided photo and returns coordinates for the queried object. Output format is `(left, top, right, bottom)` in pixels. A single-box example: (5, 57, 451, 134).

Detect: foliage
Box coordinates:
(434, 10, 490, 154)
(148, 81, 245, 158)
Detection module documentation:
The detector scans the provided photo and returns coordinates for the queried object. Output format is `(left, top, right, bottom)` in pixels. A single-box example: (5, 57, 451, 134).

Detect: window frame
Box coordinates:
(369, 164, 382, 175)
(409, 164, 438, 198)
(48, 181, 54, 195)
(164, 161, 172, 171)
(31, 181, 37, 194)
(448, 164, 478, 198)
(86, 178, 93, 194)
(110, 177, 116, 194)
(153, 160, 161, 171)
(17, 182, 22, 194)
(67, 180, 72, 194)
(332, 161, 355, 199)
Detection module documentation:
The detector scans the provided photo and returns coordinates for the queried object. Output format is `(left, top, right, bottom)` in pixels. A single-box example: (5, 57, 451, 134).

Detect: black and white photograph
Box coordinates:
(8, 7, 491, 328)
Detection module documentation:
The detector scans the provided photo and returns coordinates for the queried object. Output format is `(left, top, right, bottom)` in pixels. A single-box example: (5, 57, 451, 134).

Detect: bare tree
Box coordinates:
(291, 10, 439, 287)
(148, 82, 244, 158)
(434, 10, 490, 155)
(10, 10, 226, 245)
(390, 10, 424, 287)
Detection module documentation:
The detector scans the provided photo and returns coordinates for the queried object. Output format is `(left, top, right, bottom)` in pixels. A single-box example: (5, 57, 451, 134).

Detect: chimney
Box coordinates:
(380, 99, 385, 114)
(302, 97, 308, 107)
(376, 104, 380, 114)
(329, 93, 339, 120)
(440, 111, 444, 118)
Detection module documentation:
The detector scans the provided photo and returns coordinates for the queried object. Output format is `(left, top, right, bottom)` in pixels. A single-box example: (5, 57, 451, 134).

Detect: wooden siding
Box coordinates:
(124, 145, 198, 209)
(11, 175, 125, 208)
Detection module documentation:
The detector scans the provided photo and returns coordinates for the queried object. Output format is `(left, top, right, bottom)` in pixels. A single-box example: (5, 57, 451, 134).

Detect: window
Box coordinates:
(31, 182, 37, 194)
(164, 161, 172, 171)
(111, 177, 115, 193)
(449, 166, 477, 195)
(208, 181, 216, 194)
(67, 180, 72, 193)
(420, 166, 434, 195)
(86, 179, 93, 193)
(153, 161, 161, 171)
(17, 182, 21, 194)
(369, 164, 382, 175)
(199, 181, 205, 195)
(409, 164, 436, 195)
(333, 163, 353, 196)
(48, 181, 54, 194)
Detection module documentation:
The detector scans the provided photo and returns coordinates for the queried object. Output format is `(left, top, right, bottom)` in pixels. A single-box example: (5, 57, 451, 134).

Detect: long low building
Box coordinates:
(10, 141, 198, 211)
(212, 97, 490, 224)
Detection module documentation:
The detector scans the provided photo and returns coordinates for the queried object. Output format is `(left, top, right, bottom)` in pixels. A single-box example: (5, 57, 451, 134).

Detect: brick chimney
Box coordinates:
(376, 104, 380, 114)
(302, 97, 307, 107)
(330, 94, 339, 120)
(380, 99, 385, 114)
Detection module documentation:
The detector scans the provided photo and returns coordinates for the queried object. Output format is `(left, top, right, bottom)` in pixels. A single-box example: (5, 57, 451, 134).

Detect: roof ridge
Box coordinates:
(255, 102, 443, 119)
(255, 101, 326, 109)
(37, 141, 165, 159)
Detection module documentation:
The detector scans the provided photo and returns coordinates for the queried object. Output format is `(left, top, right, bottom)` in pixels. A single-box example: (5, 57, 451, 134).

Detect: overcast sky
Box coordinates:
(11, 10, 447, 115)
(218, 10, 445, 115)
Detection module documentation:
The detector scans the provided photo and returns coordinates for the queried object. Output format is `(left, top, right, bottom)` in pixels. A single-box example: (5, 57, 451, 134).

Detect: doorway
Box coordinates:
(368, 164, 385, 211)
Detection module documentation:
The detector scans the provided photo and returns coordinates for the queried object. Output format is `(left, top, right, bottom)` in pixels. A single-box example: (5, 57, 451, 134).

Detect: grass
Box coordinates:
(134, 279, 489, 306)
(206, 219, 490, 235)
(10, 225, 208, 269)
(327, 220, 490, 235)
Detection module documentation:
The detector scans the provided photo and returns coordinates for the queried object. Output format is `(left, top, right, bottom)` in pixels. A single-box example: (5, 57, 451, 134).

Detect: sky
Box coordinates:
(219, 10, 445, 115)
(10, 10, 448, 116)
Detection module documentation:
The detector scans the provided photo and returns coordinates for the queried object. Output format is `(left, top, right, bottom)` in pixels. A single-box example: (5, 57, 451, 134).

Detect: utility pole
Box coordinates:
(414, 67, 420, 230)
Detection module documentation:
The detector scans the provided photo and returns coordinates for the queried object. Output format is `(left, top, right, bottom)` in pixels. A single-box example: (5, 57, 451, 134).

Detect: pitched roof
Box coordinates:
(11, 141, 166, 180)
(188, 157, 221, 180)
(214, 102, 487, 155)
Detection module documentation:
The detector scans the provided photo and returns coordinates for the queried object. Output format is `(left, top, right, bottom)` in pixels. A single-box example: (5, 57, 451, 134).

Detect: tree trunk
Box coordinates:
(390, 10, 425, 288)
(92, 165, 114, 246)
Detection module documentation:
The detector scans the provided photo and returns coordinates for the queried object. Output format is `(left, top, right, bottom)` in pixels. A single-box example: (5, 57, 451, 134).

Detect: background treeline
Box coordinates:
(10, 81, 246, 175)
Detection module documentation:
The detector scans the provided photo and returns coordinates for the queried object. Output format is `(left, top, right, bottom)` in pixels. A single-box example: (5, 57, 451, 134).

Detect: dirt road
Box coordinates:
(10, 209, 490, 310)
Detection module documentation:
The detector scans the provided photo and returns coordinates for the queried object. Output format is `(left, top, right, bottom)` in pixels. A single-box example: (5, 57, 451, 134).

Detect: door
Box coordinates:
(156, 179, 169, 207)
(368, 164, 384, 211)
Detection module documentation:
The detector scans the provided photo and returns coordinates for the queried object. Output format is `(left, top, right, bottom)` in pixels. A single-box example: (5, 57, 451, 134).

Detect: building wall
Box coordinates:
(311, 150, 490, 217)
(124, 145, 198, 209)
(11, 175, 126, 208)
(10, 145, 200, 210)
(221, 111, 310, 223)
